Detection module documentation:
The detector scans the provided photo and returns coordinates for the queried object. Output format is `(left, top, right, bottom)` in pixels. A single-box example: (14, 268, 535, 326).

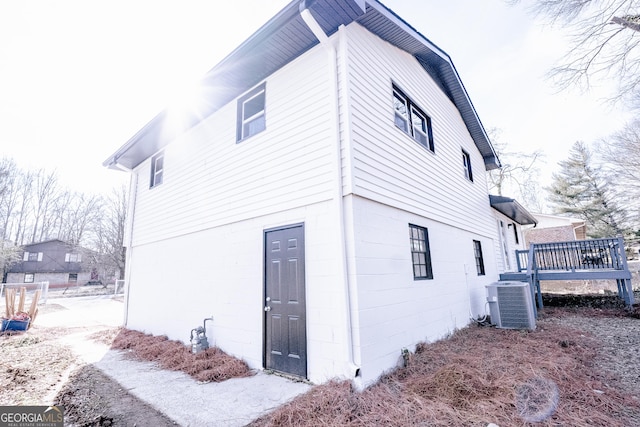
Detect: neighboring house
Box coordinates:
(4, 239, 96, 286)
(524, 213, 587, 246)
(104, 0, 535, 387)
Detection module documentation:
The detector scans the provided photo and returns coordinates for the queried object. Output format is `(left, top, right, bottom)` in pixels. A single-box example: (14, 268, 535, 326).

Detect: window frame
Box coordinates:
(473, 240, 486, 276)
(24, 273, 34, 283)
(150, 152, 164, 188)
(65, 253, 81, 263)
(236, 82, 266, 142)
(68, 273, 78, 283)
(392, 84, 434, 152)
(462, 149, 473, 182)
(409, 224, 434, 280)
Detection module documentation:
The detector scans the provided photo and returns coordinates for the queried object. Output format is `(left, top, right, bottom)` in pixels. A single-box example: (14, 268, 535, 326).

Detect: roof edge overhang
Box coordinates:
(358, 1, 500, 170)
(104, 0, 500, 172)
(489, 195, 538, 226)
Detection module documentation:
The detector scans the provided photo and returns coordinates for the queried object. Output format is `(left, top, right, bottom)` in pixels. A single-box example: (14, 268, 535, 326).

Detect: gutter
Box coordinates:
(300, 3, 361, 380)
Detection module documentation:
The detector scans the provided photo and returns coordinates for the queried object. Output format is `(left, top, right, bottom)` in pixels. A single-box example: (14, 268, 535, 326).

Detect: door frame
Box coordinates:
(262, 222, 307, 377)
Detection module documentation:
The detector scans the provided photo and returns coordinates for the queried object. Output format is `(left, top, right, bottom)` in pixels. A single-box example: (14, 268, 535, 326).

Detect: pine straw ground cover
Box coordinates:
(111, 328, 253, 383)
(250, 311, 640, 427)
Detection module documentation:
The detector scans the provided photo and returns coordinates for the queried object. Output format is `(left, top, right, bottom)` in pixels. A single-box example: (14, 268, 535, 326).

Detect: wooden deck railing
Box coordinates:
(508, 236, 635, 307)
(516, 237, 627, 272)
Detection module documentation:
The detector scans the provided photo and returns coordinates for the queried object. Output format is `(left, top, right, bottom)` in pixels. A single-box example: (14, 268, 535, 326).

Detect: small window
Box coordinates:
(473, 240, 485, 276)
(65, 253, 81, 262)
(69, 273, 78, 283)
(150, 152, 164, 188)
(409, 224, 433, 280)
(462, 150, 473, 181)
(26, 252, 42, 262)
(393, 85, 434, 152)
(237, 83, 266, 142)
(24, 273, 34, 283)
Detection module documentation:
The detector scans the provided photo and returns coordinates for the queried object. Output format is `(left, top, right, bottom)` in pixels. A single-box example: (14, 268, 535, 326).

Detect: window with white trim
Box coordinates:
(23, 252, 43, 262)
(65, 253, 82, 262)
(69, 273, 78, 283)
(237, 83, 266, 142)
(462, 149, 473, 181)
(150, 152, 164, 188)
(393, 84, 434, 152)
(24, 273, 34, 283)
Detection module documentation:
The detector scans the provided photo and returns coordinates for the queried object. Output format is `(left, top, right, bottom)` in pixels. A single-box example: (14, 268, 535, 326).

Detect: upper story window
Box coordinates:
(23, 251, 43, 262)
(409, 224, 433, 280)
(65, 253, 82, 262)
(462, 149, 473, 181)
(237, 83, 266, 142)
(393, 84, 434, 152)
(150, 152, 164, 188)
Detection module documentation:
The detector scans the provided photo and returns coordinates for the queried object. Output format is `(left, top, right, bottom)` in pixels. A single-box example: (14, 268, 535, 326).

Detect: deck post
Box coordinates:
(623, 279, 635, 305)
(526, 245, 539, 317)
(615, 237, 635, 306)
(535, 273, 543, 309)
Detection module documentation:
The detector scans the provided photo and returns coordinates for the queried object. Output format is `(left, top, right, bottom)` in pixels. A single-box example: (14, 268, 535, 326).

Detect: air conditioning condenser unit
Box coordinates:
(486, 281, 536, 330)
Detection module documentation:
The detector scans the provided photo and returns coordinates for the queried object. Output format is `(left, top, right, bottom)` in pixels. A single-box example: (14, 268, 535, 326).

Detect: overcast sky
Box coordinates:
(0, 0, 631, 198)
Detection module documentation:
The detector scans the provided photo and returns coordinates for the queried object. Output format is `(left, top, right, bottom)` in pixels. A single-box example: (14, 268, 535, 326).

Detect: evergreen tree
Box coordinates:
(547, 141, 627, 238)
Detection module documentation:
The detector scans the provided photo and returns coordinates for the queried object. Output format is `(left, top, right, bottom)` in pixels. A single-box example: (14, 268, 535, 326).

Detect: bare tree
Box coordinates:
(92, 184, 128, 281)
(598, 118, 640, 229)
(0, 158, 128, 284)
(12, 170, 34, 245)
(29, 169, 59, 243)
(511, 0, 640, 102)
(486, 129, 546, 211)
(0, 158, 23, 280)
(0, 158, 19, 242)
(64, 193, 104, 246)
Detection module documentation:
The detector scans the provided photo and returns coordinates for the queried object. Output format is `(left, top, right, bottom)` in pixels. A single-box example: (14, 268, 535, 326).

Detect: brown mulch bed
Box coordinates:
(250, 304, 640, 426)
(111, 328, 253, 383)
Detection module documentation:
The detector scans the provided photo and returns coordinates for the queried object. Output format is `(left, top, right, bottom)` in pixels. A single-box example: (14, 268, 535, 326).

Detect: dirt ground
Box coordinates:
(1, 291, 639, 426)
(0, 301, 177, 426)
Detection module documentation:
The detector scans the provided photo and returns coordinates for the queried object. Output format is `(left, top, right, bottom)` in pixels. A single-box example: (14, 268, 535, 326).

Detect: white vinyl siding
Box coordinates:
(343, 23, 495, 238)
(130, 46, 335, 246)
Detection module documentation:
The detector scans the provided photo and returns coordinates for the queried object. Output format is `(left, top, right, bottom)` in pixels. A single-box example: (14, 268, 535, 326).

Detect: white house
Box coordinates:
(104, 0, 535, 387)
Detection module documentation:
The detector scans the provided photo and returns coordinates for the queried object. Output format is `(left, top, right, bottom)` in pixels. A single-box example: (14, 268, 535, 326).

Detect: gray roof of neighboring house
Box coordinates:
(104, 0, 500, 171)
(489, 195, 538, 226)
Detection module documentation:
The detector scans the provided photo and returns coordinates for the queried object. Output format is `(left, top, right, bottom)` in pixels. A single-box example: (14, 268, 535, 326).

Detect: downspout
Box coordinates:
(113, 161, 138, 327)
(300, 5, 360, 379)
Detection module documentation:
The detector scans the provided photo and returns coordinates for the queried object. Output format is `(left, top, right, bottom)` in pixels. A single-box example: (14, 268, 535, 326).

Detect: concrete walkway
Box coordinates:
(37, 295, 312, 426)
(96, 351, 310, 426)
